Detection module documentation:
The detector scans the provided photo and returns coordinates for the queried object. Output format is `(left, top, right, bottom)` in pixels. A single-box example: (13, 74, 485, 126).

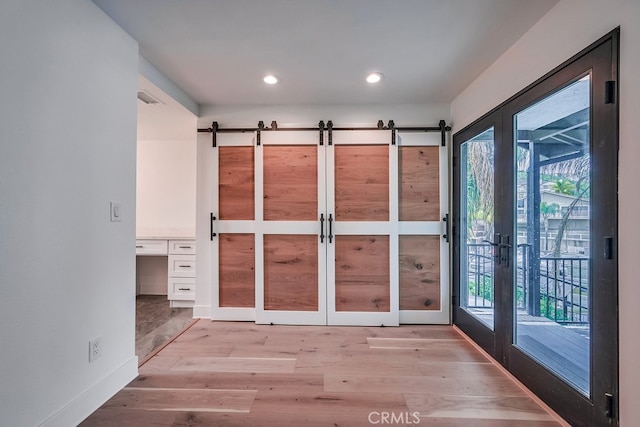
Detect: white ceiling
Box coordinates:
(93, 0, 559, 108)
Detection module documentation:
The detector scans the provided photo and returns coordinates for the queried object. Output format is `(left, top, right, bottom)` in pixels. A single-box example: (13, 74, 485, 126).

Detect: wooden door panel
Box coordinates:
(219, 233, 255, 308)
(335, 235, 390, 312)
(219, 146, 254, 220)
(334, 145, 389, 221)
(264, 146, 317, 221)
(399, 235, 440, 311)
(399, 146, 440, 221)
(264, 235, 318, 311)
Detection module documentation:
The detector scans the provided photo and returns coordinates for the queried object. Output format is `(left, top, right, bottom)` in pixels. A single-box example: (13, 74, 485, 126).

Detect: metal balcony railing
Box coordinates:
(465, 243, 589, 324)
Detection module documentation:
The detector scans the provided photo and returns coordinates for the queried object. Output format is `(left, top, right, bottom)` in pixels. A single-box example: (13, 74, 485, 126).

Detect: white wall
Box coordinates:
(0, 1, 139, 426)
(194, 103, 450, 318)
(450, 0, 640, 424)
(136, 139, 197, 237)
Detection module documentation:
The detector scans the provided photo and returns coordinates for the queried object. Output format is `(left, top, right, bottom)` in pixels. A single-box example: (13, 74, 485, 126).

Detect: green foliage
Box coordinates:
(468, 277, 494, 303)
(552, 178, 576, 195)
(540, 296, 569, 322)
(540, 202, 560, 220)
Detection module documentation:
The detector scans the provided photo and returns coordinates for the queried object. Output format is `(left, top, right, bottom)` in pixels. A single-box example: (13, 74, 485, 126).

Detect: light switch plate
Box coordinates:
(110, 201, 122, 222)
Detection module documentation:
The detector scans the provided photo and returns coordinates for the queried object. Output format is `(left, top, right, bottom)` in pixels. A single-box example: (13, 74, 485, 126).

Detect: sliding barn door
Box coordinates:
(327, 130, 399, 326)
(256, 131, 327, 325)
(397, 131, 449, 324)
(211, 132, 257, 321)
(210, 125, 449, 326)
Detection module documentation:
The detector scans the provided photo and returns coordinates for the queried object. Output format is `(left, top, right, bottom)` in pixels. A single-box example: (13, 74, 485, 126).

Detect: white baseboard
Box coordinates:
(40, 356, 138, 427)
(193, 304, 212, 319)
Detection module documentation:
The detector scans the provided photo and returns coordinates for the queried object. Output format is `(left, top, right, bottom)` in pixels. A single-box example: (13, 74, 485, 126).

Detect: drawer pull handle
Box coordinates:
(136, 245, 143, 248)
(178, 264, 192, 268)
(178, 246, 192, 249)
(178, 287, 192, 291)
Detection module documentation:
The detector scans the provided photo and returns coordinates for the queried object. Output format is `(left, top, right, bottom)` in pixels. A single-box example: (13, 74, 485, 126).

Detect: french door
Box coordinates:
(210, 126, 449, 326)
(453, 30, 618, 426)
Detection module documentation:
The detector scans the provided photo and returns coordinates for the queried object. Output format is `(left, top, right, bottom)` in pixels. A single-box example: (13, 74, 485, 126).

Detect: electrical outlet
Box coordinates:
(89, 337, 102, 362)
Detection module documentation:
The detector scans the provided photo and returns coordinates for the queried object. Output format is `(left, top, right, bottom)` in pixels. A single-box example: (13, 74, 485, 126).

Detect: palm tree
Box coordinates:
(540, 202, 560, 250)
(465, 140, 494, 241)
(552, 178, 576, 195)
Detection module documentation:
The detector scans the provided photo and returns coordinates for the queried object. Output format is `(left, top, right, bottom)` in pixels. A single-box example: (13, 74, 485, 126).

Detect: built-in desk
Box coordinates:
(136, 229, 196, 308)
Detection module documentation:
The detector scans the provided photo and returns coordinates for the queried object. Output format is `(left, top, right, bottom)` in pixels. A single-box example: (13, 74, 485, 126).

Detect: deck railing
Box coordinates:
(466, 244, 495, 308)
(466, 243, 589, 324)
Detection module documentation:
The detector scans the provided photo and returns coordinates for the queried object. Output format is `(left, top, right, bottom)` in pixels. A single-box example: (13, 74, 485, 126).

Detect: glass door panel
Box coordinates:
(460, 127, 496, 330)
(513, 75, 591, 394)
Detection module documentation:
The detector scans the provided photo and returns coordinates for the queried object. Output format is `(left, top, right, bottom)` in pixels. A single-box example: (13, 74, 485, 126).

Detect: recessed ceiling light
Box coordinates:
(366, 72, 384, 84)
(263, 74, 279, 85)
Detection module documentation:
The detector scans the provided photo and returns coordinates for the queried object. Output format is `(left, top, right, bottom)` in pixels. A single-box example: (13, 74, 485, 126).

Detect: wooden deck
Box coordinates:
(468, 307, 589, 393)
(517, 318, 589, 393)
(81, 321, 565, 426)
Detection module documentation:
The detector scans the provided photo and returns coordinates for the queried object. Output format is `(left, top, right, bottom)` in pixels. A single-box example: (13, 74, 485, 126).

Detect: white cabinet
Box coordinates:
(167, 239, 196, 307)
(136, 238, 196, 307)
(168, 240, 196, 255)
(135, 239, 168, 255)
(168, 255, 196, 277)
(168, 277, 196, 300)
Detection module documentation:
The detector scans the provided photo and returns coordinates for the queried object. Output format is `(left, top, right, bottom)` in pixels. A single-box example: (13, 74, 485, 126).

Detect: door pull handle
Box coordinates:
(210, 213, 217, 240)
(320, 214, 325, 243)
(328, 214, 334, 243)
(442, 214, 450, 242)
(499, 235, 511, 267)
(483, 233, 501, 264)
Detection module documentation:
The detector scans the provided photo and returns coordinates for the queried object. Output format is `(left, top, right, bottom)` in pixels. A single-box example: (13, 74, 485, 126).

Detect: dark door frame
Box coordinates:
(452, 110, 503, 361)
(452, 28, 619, 426)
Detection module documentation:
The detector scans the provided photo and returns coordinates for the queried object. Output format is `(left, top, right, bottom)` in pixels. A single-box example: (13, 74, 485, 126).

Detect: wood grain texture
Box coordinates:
(83, 322, 564, 427)
(264, 234, 318, 311)
(219, 233, 255, 307)
(263, 145, 317, 221)
(102, 387, 257, 413)
(404, 394, 556, 421)
(335, 145, 389, 221)
(335, 235, 390, 312)
(399, 235, 441, 310)
(219, 146, 254, 220)
(367, 337, 464, 350)
(171, 356, 297, 374)
(324, 373, 525, 396)
(399, 146, 440, 221)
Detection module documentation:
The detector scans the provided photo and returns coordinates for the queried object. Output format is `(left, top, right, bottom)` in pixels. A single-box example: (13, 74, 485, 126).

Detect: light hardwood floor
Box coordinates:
(82, 321, 565, 426)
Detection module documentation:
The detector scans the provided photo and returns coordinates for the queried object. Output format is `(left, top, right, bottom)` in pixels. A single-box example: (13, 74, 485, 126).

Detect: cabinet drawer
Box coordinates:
(169, 240, 196, 255)
(168, 254, 196, 277)
(136, 239, 168, 255)
(168, 277, 195, 300)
